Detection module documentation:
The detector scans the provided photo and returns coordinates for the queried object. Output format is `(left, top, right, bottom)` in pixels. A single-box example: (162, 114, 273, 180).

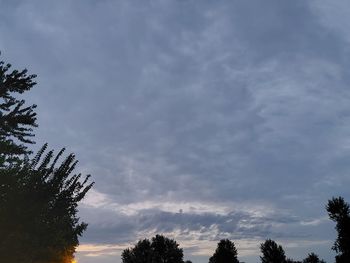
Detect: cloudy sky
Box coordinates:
(1, 0, 350, 262)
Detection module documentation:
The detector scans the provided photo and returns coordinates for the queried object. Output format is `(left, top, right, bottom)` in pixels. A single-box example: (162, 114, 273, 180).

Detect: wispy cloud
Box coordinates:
(0, 0, 349, 262)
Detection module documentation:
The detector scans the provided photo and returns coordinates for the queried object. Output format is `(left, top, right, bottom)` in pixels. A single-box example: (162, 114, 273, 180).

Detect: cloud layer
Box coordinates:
(1, 0, 350, 262)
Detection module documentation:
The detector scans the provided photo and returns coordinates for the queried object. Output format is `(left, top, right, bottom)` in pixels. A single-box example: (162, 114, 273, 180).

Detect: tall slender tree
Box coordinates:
(327, 196, 350, 263)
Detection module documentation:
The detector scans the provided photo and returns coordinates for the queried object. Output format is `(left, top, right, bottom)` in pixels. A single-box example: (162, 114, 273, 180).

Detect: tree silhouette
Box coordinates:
(122, 235, 184, 263)
(0, 55, 93, 262)
(286, 259, 301, 263)
(0, 144, 94, 262)
(122, 239, 153, 263)
(0, 58, 37, 165)
(209, 239, 239, 263)
(302, 253, 325, 263)
(260, 239, 286, 263)
(326, 196, 350, 263)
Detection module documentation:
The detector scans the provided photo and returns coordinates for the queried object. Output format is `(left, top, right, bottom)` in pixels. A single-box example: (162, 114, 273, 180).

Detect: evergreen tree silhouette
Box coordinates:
(0, 55, 94, 262)
(0, 57, 37, 165)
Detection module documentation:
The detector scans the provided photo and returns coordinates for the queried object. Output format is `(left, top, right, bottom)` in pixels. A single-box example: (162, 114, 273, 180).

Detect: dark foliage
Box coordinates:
(0, 144, 94, 262)
(286, 259, 301, 263)
(0, 58, 37, 165)
(0, 55, 94, 262)
(122, 235, 184, 263)
(302, 253, 325, 263)
(327, 197, 350, 263)
(209, 239, 239, 263)
(260, 239, 286, 263)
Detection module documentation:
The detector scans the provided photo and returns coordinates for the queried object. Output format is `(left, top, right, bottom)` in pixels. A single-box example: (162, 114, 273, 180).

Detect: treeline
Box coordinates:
(121, 196, 350, 263)
(122, 236, 325, 263)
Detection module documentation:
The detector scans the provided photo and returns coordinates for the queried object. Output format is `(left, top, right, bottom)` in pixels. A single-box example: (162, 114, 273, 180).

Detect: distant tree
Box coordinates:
(260, 239, 286, 263)
(302, 253, 326, 263)
(209, 239, 239, 263)
(0, 144, 94, 262)
(122, 235, 184, 263)
(122, 239, 153, 263)
(0, 58, 37, 165)
(326, 196, 350, 263)
(286, 259, 301, 263)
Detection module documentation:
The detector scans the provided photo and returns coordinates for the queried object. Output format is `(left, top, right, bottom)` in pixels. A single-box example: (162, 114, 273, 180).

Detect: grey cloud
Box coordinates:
(0, 1, 349, 262)
(80, 206, 309, 245)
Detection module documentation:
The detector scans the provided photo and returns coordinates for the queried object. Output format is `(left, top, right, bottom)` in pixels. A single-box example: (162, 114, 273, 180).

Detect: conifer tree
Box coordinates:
(0, 58, 37, 165)
(0, 55, 94, 262)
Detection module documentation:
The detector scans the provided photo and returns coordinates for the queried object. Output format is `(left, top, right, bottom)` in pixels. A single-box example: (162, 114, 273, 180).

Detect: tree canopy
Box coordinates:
(260, 239, 286, 263)
(0, 144, 94, 262)
(122, 235, 185, 263)
(209, 239, 239, 263)
(327, 196, 350, 263)
(0, 59, 37, 165)
(302, 253, 325, 263)
(0, 55, 93, 262)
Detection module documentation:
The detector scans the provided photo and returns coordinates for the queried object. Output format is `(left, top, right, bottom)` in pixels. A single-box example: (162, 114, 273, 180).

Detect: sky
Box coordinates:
(1, 0, 350, 262)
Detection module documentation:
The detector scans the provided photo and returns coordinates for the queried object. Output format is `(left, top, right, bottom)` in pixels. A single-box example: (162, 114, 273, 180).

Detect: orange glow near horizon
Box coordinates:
(71, 260, 77, 263)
